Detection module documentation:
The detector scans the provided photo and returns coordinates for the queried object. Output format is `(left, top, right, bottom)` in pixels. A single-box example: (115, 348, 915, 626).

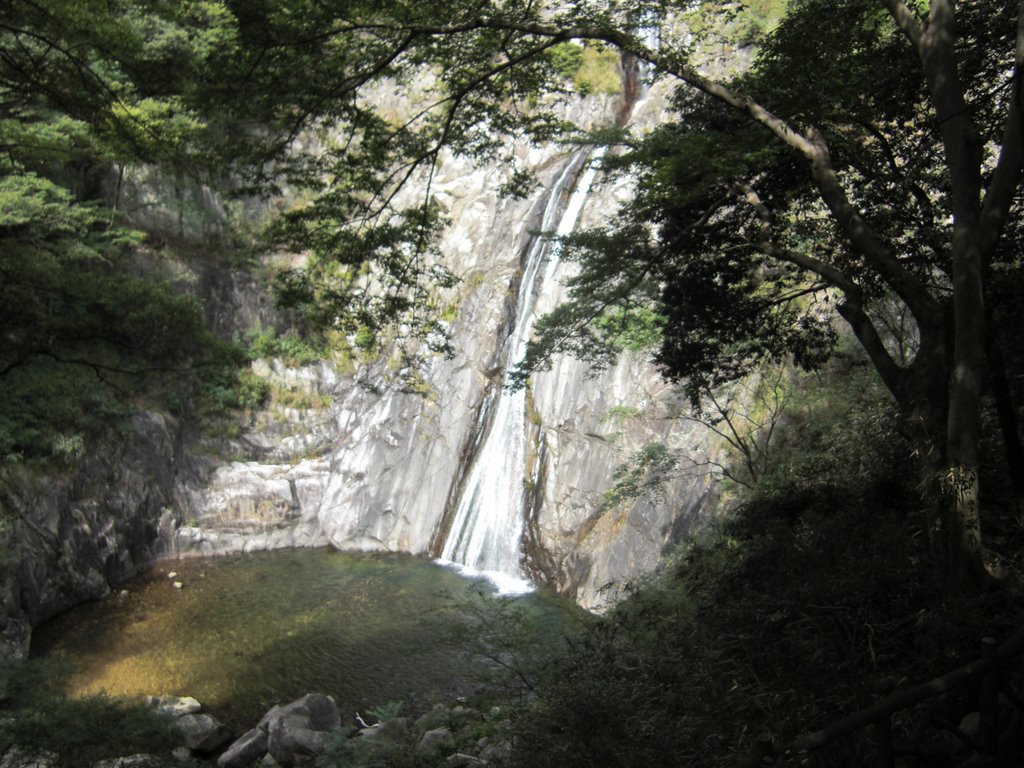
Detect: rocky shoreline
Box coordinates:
(1, 693, 512, 768)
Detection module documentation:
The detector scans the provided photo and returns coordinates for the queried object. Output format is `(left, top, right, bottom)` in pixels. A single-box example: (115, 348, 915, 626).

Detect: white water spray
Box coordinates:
(440, 148, 606, 594)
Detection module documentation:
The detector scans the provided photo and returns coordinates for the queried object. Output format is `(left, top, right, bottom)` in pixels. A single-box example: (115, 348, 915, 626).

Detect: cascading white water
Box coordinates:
(440, 148, 606, 594)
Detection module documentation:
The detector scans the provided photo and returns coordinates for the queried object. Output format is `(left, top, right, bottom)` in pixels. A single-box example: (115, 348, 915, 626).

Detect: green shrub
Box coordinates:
(246, 326, 327, 366)
(544, 41, 621, 96)
(546, 42, 584, 80)
(574, 45, 622, 95)
(507, 355, 1024, 767)
(237, 370, 271, 409)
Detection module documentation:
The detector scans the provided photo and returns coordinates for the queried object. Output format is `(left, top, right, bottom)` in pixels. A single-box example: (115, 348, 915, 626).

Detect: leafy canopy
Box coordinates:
(0, 0, 241, 461)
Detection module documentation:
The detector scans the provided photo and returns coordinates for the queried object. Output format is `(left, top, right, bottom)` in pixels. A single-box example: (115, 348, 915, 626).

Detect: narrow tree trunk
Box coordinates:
(945, 231, 991, 590)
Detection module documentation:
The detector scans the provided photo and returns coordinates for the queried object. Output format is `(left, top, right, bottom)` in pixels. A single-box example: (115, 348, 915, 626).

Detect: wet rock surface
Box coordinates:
(0, 411, 188, 661)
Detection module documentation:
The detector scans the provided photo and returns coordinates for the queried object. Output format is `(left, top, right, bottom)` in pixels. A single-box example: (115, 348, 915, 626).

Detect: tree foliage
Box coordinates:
(0, 0, 234, 461)
(1, 0, 1021, 590)
(492, 0, 1022, 588)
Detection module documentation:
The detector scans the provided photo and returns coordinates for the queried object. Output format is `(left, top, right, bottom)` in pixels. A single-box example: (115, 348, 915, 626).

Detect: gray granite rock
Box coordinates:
(263, 694, 340, 764)
(174, 713, 234, 754)
(217, 728, 269, 768)
(0, 748, 56, 768)
(418, 727, 453, 752)
(144, 696, 202, 718)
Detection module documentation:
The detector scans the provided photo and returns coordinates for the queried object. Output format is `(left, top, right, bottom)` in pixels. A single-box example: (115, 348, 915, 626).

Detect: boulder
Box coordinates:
(268, 728, 328, 765)
(260, 694, 340, 733)
(93, 756, 166, 768)
(479, 742, 512, 763)
(448, 706, 481, 728)
(217, 728, 269, 768)
(417, 727, 453, 753)
(262, 694, 340, 765)
(959, 711, 980, 738)
(144, 696, 202, 718)
(0, 748, 56, 768)
(173, 713, 234, 754)
(414, 708, 450, 733)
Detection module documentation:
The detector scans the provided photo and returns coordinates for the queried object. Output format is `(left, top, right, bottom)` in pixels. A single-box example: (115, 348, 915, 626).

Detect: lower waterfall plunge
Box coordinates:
(439, 148, 606, 593)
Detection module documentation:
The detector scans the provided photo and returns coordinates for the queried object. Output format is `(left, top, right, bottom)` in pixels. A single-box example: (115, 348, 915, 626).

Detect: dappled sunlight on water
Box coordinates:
(31, 549, 577, 731)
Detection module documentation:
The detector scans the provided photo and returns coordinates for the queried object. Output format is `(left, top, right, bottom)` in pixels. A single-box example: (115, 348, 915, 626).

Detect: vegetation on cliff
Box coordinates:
(2, 0, 1024, 763)
(507, 353, 1024, 767)
(0, 0, 245, 463)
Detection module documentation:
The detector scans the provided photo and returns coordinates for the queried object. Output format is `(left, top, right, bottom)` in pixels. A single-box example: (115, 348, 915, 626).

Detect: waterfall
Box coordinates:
(439, 147, 606, 593)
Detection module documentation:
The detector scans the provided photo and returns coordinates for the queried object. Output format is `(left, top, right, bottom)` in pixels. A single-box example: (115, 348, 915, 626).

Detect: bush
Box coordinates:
(543, 41, 621, 96)
(507, 358, 1024, 767)
(245, 326, 327, 366)
(574, 45, 622, 96)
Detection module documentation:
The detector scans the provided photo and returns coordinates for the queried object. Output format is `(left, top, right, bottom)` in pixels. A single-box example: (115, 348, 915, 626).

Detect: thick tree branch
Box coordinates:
(836, 301, 910, 407)
(879, 0, 925, 49)
(740, 184, 860, 296)
(351, 14, 942, 331)
(802, 129, 942, 325)
(741, 184, 908, 401)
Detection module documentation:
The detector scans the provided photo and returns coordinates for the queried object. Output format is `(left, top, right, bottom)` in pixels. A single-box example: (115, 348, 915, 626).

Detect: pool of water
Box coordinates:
(31, 549, 579, 732)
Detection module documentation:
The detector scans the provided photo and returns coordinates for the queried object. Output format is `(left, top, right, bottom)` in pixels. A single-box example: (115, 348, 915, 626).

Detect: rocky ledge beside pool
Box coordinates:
(0, 693, 513, 768)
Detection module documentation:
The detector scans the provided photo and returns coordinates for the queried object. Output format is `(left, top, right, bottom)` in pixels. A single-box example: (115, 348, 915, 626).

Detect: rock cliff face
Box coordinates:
(173, 81, 720, 610)
(0, 413, 187, 660)
(1, 68, 723, 656)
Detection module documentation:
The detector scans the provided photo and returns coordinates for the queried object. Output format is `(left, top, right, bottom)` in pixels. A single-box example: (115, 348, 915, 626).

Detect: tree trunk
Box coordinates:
(914, 0, 992, 591)
(944, 231, 991, 590)
(903, 356, 950, 577)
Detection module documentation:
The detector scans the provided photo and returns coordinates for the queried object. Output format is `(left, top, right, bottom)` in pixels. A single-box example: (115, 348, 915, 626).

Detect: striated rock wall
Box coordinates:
(171, 79, 724, 610)
(0, 413, 188, 660)
(1, 63, 725, 655)
(523, 83, 720, 609)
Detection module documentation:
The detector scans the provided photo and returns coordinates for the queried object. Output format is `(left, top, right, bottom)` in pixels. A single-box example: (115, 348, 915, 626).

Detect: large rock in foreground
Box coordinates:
(217, 728, 269, 768)
(262, 693, 341, 764)
(173, 713, 233, 754)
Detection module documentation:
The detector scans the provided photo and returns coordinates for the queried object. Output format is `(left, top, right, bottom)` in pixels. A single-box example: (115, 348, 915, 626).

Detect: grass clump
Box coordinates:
(0, 662, 177, 768)
(545, 42, 622, 96)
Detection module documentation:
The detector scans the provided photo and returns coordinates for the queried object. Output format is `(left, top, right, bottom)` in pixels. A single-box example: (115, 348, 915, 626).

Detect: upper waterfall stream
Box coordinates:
(439, 148, 606, 593)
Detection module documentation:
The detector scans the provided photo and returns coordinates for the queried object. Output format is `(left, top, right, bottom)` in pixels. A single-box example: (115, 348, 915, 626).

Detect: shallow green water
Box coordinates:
(31, 549, 577, 731)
